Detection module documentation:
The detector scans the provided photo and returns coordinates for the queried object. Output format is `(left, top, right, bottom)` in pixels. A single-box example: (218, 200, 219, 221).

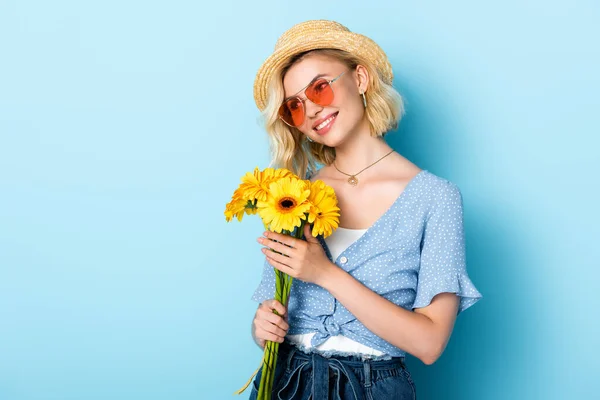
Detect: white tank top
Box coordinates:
(286, 227, 386, 356)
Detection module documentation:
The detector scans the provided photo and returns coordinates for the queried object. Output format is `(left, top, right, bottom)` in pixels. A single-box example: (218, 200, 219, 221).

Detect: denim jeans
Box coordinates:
(249, 339, 416, 400)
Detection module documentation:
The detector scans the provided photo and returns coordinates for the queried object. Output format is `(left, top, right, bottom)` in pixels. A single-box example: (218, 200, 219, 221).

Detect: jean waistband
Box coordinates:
(274, 340, 406, 400)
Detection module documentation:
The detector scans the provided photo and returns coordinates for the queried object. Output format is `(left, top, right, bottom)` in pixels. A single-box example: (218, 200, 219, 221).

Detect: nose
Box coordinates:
(304, 98, 324, 121)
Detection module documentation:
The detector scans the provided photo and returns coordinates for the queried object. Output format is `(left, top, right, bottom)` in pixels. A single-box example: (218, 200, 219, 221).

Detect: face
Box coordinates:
(281, 54, 368, 146)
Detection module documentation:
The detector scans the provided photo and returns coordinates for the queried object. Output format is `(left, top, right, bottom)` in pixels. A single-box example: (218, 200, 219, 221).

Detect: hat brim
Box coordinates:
(253, 30, 393, 111)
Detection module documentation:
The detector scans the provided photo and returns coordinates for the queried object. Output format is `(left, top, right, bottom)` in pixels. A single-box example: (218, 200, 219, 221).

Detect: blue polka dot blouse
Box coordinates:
(251, 169, 483, 357)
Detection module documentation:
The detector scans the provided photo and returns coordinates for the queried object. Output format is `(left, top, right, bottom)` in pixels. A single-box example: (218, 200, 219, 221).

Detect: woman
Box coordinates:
(248, 20, 483, 399)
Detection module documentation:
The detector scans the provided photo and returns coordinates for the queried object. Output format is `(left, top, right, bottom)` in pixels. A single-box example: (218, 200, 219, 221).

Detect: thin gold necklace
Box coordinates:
(333, 149, 395, 186)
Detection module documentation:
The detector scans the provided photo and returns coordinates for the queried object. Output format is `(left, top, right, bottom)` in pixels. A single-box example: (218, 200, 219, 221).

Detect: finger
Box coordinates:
(259, 309, 289, 331)
(303, 223, 319, 243)
(255, 326, 285, 343)
(264, 231, 298, 249)
(256, 320, 287, 340)
(258, 306, 283, 324)
(275, 312, 289, 331)
(269, 299, 287, 316)
(267, 258, 296, 277)
(259, 300, 285, 318)
(261, 239, 296, 258)
(257, 318, 286, 336)
(264, 250, 296, 273)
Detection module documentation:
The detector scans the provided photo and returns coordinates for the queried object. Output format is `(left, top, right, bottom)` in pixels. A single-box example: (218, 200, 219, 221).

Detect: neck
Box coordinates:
(333, 121, 393, 175)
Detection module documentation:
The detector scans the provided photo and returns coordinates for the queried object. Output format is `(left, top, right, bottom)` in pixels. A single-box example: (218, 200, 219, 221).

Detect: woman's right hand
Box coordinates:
(252, 299, 289, 348)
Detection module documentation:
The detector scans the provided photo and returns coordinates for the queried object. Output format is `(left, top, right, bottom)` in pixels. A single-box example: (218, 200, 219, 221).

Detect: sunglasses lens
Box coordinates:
(279, 98, 305, 127)
(278, 77, 338, 127)
(306, 79, 334, 106)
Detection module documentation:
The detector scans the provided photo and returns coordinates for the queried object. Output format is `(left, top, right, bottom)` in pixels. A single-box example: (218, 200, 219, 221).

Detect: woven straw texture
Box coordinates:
(253, 20, 394, 111)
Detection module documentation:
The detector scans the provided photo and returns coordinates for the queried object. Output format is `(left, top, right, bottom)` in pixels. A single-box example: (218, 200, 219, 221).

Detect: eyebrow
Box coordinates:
(284, 73, 329, 102)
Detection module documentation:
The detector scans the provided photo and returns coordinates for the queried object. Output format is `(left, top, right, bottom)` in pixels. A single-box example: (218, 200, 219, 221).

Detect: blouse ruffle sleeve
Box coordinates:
(250, 258, 276, 304)
(412, 181, 482, 314)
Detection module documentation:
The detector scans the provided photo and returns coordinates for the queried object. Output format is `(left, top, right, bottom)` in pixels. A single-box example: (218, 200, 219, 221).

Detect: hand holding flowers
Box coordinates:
(225, 167, 340, 400)
(257, 223, 334, 287)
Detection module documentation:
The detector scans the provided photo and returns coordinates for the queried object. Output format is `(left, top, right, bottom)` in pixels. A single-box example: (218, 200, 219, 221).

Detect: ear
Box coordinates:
(355, 64, 370, 93)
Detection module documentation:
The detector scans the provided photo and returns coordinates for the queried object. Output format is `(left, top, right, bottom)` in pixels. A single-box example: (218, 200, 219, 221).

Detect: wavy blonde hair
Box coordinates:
(260, 48, 405, 178)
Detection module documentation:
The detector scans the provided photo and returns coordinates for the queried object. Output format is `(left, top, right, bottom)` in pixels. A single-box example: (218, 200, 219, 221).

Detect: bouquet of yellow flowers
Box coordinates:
(225, 167, 340, 400)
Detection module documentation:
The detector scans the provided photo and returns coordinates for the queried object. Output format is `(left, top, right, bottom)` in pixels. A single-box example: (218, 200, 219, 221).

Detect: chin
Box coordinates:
(318, 134, 344, 149)
(320, 126, 353, 148)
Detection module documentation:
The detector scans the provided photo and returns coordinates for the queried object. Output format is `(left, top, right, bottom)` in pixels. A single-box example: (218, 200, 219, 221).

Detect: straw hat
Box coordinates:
(253, 20, 394, 111)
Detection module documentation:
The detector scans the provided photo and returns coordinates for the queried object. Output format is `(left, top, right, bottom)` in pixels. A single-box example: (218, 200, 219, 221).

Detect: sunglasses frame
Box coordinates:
(278, 70, 347, 128)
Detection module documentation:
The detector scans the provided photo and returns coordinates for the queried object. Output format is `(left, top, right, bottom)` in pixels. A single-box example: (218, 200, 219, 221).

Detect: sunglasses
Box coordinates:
(278, 71, 347, 127)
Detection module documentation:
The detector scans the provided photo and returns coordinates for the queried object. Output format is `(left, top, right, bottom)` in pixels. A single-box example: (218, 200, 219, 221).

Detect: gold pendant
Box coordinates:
(348, 176, 358, 186)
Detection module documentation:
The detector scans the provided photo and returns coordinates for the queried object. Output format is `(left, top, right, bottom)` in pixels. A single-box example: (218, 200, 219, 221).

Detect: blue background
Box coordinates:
(1, 1, 598, 399)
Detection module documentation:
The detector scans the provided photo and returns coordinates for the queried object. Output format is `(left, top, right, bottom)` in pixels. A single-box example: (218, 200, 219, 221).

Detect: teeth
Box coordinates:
(315, 114, 336, 130)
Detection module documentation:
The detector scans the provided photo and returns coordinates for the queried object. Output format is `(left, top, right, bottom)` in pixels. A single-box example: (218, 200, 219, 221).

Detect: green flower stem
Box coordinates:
(258, 268, 284, 400)
(257, 221, 308, 400)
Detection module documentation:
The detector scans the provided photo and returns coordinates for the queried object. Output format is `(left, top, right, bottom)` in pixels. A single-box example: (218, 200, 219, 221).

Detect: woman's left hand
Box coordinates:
(257, 223, 333, 286)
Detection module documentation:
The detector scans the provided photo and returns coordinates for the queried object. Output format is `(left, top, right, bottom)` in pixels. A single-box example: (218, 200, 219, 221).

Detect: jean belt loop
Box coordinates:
(363, 359, 372, 388)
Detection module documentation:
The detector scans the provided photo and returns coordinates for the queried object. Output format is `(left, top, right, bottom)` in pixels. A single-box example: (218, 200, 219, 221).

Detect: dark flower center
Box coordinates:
(279, 197, 296, 210)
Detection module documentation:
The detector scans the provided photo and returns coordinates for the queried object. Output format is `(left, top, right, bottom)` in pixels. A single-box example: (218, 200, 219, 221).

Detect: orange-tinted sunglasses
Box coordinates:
(278, 71, 347, 127)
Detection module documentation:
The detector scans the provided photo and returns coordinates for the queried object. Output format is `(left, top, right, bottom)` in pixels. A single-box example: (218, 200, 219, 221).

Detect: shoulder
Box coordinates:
(422, 171, 462, 196)
(306, 165, 332, 182)
(418, 171, 464, 212)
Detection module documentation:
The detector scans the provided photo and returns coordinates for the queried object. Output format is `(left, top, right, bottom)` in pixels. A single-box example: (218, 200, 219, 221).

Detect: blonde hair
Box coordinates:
(260, 48, 405, 178)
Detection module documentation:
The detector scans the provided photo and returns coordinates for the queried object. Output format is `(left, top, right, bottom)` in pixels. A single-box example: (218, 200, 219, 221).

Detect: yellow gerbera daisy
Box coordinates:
(224, 188, 258, 222)
(307, 180, 341, 238)
(257, 176, 311, 233)
(224, 196, 247, 222)
(238, 167, 294, 203)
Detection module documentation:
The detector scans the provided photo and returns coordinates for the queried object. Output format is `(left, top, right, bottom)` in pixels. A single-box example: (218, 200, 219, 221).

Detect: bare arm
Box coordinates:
(256, 226, 460, 365)
(318, 265, 459, 365)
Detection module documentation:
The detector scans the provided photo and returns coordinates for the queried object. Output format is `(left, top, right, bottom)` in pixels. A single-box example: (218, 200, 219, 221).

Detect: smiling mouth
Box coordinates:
(313, 112, 339, 131)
